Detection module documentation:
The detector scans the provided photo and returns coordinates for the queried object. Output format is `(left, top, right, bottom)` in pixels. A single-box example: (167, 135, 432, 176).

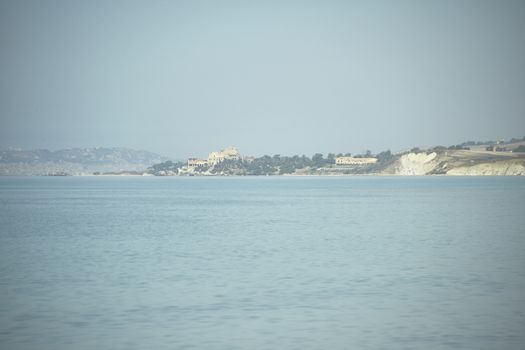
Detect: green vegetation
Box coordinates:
(201, 151, 394, 176)
(147, 160, 186, 175)
(212, 154, 318, 175)
(514, 145, 525, 153)
(447, 145, 470, 150)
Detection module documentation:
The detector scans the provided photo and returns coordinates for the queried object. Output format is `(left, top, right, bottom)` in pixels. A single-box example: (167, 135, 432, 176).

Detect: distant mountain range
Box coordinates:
(0, 147, 168, 175)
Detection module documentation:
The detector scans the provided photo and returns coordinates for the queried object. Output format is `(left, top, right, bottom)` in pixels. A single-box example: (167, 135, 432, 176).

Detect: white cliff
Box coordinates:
(446, 161, 525, 176)
(386, 152, 439, 175)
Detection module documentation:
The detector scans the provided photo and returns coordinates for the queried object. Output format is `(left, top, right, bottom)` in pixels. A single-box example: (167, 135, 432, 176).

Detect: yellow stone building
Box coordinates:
(188, 146, 242, 168)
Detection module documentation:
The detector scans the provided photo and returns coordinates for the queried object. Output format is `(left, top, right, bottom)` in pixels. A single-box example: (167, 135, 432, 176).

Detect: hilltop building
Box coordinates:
(187, 146, 243, 168)
(208, 146, 240, 165)
(336, 156, 377, 165)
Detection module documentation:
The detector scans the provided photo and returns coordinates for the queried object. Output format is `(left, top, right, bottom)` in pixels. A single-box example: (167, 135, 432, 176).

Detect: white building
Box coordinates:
(187, 158, 208, 167)
(336, 156, 377, 165)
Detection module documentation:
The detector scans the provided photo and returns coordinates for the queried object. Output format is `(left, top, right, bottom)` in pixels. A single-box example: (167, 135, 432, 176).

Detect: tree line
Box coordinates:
(148, 151, 394, 176)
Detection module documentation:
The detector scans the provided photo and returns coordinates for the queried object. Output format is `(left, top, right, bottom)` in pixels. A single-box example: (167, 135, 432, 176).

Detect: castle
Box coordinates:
(187, 146, 241, 168)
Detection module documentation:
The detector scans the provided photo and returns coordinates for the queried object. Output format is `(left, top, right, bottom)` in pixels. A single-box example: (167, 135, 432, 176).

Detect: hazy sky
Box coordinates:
(1, 0, 524, 158)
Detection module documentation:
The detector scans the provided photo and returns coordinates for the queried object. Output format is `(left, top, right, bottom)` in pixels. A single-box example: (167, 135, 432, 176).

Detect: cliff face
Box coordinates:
(384, 152, 439, 175)
(382, 150, 525, 176)
(445, 161, 525, 176)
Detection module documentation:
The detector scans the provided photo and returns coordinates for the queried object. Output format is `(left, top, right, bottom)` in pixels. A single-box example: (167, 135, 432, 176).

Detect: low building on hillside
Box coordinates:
(188, 158, 208, 168)
(336, 156, 377, 165)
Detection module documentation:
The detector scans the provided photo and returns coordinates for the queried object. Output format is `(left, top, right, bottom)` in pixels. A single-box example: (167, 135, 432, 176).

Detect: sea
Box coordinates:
(0, 176, 524, 350)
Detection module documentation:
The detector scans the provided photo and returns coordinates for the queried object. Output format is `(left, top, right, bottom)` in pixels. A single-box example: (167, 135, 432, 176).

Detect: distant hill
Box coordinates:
(0, 147, 168, 175)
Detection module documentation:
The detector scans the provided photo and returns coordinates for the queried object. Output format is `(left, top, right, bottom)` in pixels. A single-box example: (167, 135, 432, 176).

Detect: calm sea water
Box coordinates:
(0, 176, 524, 350)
